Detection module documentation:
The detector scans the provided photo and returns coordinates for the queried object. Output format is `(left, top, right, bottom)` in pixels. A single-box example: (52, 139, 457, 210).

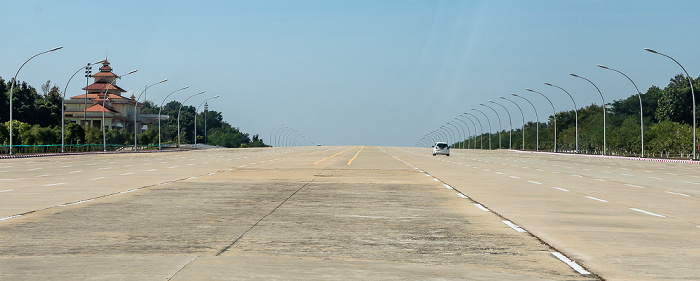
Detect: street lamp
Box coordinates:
(463, 112, 484, 149)
(480, 103, 502, 149)
(134, 79, 167, 151)
(570, 73, 606, 155)
(644, 48, 696, 160)
(526, 88, 557, 153)
(471, 109, 492, 150)
(194, 95, 219, 146)
(545, 82, 578, 153)
(597, 64, 644, 157)
(158, 86, 189, 150)
(441, 125, 456, 147)
(458, 115, 478, 149)
(453, 117, 472, 149)
(489, 100, 512, 149)
(269, 123, 284, 147)
(177, 91, 205, 148)
(8, 46, 63, 155)
(102, 69, 138, 152)
(500, 96, 525, 150)
(512, 94, 539, 151)
(61, 59, 104, 153)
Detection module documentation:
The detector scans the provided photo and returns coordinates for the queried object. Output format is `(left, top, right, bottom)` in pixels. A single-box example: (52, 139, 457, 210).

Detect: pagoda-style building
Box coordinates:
(64, 60, 165, 133)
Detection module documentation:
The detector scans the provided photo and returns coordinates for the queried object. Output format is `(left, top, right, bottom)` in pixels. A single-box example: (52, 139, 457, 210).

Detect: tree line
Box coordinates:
(453, 74, 700, 159)
(0, 77, 267, 152)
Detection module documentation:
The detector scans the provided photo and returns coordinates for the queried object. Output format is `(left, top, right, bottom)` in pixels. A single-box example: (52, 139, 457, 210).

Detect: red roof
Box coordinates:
(85, 103, 120, 113)
(92, 72, 117, 78)
(82, 82, 126, 93)
(70, 92, 131, 100)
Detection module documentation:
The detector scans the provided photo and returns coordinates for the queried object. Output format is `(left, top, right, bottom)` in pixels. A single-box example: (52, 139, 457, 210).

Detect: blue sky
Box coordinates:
(2, 0, 699, 146)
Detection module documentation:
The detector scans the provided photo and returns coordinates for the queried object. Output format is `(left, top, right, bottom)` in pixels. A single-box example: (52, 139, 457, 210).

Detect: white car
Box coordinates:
(432, 142, 450, 156)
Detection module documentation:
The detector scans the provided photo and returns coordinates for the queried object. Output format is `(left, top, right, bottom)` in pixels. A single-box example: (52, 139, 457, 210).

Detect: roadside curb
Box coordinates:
(0, 149, 183, 160)
(511, 149, 700, 164)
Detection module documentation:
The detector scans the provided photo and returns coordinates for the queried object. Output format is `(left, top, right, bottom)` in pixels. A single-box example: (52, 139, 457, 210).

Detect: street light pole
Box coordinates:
(644, 48, 696, 160)
(545, 82, 578, 153)
(177, 91, 205, 148)
(458, 115, 478, 149)
(270, 123, 284, 147)
(454, 117, 471, 149)
(526, 88, 557, 153)
(471, 109, 492, 150)
(500, 96, 525, 151)
(597, 64, 644, 157)
(512, 94, 539, 151)
(8, 46, 63, 155)
(463, 113, 484, 149)
(489, 100, 512, 150)
(480, 103, 502, 149)
(61, 59, 103, 153)
(134, 79, 167, 151)
(194, 95, 219, 147)
(570, 73, 606, 155)
(158, 86, 189, 150)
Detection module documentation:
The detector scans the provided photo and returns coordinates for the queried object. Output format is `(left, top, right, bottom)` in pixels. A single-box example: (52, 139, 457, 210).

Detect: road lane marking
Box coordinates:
(43, 183, 66, 187)
(347, 146, 365, 165)
(648, 177, 664, 180)
(594, 178, 606, 182)
(61, 199, 93, 206)
(314, 146, 357, 165)
(630, 208, 665, 218)
(502, 220, 527, 232)
(509, 176, 520, 179)
(33, 174, 50, 178)
(68, 170, 82, 174)
(89, 177, 105, 181)
(474, 204, 490, 212)
(527, 180, 542, 185)
(585, 196, 608, 203)
(168, 166, 179, 169)
(494, 172, 504, 175)
(28, 168, 42, 171)
(625, 184, 645, 188)
(0, 215, 21, 221)
(0, 189, 13, 193)
(433, 178, 440, 182)
(666, 191, 690, 197)
(551, 252, 591, 275)
(456, 193, 468, 199)
(552, 187, 570, 192)
(147, 169, 158, 172)
(442, 184, 453, 189)
(120, 189, 139, 194)
(120, 172, 134, 176)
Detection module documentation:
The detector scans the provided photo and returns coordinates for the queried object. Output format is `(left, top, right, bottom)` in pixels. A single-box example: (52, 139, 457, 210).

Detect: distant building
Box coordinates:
(64, 60, 166, 133)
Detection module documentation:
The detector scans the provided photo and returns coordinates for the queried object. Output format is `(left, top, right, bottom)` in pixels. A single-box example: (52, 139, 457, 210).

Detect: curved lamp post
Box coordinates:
(134, 79, 167, 151)
(194, 95, 219, 146)
(644, 48, 696, 160)
(461, 113, 482, 149)
(489, 100, 512, 149)
(545, 82, 578, 153)
(454, 117, 472, 149)
(458, 115, 478, 149)
(8, 46, 63, 155)
(527, 88, 557, 153)
(512, 94, 539, 151)
(442, 125, 456, 147)
(447, 122, 463, 149)
(177, 91, 205, 148)
(597, 64, 644, 157)
(500, 96, 525, 150)
(102, 69, 138, 152)
(158, 86, 189, 149)
(570, 73, 606, 155)
(270, 123, 284, 147)
(480, 103, 502, 149)
(471, 109, 492, 150)
(61, 59, 104, 153)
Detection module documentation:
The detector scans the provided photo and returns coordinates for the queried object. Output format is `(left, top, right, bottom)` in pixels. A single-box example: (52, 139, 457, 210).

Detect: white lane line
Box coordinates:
(43, 183, 66, 187)
(61, 199, 93, 206)
(147, 169, 158, 172)
(682, 181, 700, 185)
(594, 178, 607, 182)
(621, 174, 633, 176)
(442, 184, 453, 190)
(666, 191, 690, 197)
(585, 196, 608, 203)
(98, 167, 112, 170)
(502, 221, 527, 232)
(630, 208, 666, 218)
(119, 172, 134, 176)
(527, 180, 542, 185)
(0, 215, 21, 221)
(186, 177, 198, 180)
(68, 170, 82, 174)
(552, 187, 570, 192)
(433, 178, 440, 182)
(61, 165, 73, 168)
(494, 172, 504, 175)
(120, 189, 139, 194)
(0, 189, 13, 193)
(456, 193, 468, 199)
(123, 164, 134, 167)
(33, 174, 50, 178)
(474, 204, 490, 212)
(482, 169, 491, 172)
(571, 174, 583, 178)
(168, 166, 179, 169)
(187, 164, 195, 166)
(625, 184, 645, 189)
(648, 177, 664, 180)
(551, 171, 560, 174)
(551, 252, 591, 275)
(28, 167, 42, 171)
(89, 177, 105, 181)
(509, 176, 520, 179)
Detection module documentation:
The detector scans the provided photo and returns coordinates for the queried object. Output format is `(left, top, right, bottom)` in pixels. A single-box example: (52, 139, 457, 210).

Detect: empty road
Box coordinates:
(0, 146, 697, 280)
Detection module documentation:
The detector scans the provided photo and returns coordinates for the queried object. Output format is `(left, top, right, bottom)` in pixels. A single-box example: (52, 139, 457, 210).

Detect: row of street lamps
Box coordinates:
(418, 48, 696, 160)
(269, 124, 315, 147)
(6, 47, 219, 154)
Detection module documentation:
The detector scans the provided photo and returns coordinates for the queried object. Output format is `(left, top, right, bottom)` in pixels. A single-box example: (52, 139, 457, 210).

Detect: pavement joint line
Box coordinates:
(551, 252, 592, 275)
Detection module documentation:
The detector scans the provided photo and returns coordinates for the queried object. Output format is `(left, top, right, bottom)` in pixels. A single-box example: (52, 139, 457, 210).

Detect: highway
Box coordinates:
(0, 146, 697, 280)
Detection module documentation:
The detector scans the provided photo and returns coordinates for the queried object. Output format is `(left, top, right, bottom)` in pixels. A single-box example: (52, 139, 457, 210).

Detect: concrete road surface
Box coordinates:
(0, 146, 696, 280)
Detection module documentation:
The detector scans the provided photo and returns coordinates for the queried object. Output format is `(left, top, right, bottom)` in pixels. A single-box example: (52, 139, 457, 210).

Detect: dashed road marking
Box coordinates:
(552, 187, 570, 192)
(43, 182, 66, 187)
(89, 177, 105, 181)
(585, 196, 608, 203)
(502, 220, 527, 232)
(630, 208, 665, 218)
(551, 252, 591, 275)
(474, 204, 490, 212)
(666, 191, 690, 197)
(625, 184, 645, 189)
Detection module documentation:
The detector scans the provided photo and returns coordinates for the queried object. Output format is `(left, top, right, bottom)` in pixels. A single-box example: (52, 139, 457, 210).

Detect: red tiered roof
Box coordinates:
(85, 103, 120, 113)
